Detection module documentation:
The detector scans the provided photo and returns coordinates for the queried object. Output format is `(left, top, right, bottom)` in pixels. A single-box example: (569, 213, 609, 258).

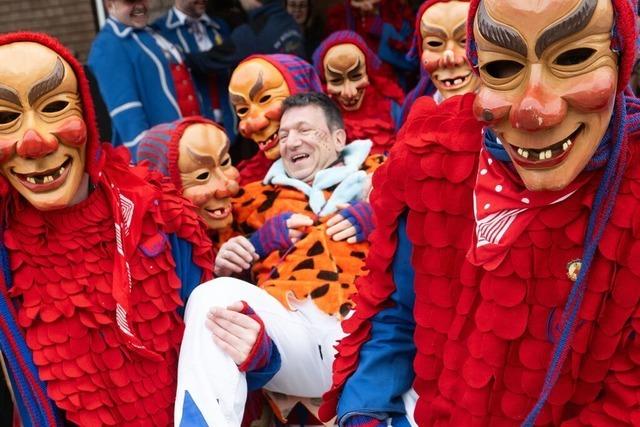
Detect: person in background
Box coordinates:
(285, 0, 325, 60)
(154, 0, 238, 140)
(399, 0, 479, 126)
(88, 0, 202, 160)
(186, 0, 305, 78)
(313, 30, 404, 154)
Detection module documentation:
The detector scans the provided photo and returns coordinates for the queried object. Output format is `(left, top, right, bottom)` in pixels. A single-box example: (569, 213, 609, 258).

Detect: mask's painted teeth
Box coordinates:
(513, 135, 574, 161)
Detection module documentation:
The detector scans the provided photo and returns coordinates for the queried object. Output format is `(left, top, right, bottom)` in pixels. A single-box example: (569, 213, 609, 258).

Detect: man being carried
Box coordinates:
(175, 92, 381, 426)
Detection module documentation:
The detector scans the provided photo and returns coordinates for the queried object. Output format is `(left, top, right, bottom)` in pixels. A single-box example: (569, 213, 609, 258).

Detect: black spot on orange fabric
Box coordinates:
(257, 190, 278, 212)
(311, 284, 330, 299)
(350, 251, 366, 259)
(317, 270, 339, 281)
(339, 302, 353, 317)
(293, 258, 315, 271)
(307, 241, 325, 256)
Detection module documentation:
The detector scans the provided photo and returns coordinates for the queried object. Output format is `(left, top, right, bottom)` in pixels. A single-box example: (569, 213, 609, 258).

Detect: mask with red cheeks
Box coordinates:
(473, 0, 618, 191)
(323, 43, 370, 111)
(420, 0, 479, 99)
(0, 41, 87, 211)
(178, 123, 240, 231)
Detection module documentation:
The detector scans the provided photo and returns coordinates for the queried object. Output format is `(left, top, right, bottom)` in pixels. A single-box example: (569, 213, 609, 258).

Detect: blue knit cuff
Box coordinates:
(340, 201, 374, 242)
(248, 212, 294, 259)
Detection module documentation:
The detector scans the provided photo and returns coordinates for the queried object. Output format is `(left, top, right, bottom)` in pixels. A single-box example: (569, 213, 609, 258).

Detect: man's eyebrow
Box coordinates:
(421, 24, 447, 40)
(0, 84, 21, 107)
(28, 57, 65, 106)
(535, 0, 597, 58)
(477, 1, 528, 57)
(249, 71, 264, 100)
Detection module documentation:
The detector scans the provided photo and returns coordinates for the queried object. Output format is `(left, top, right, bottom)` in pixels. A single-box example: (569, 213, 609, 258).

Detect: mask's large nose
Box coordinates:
(17, 129, 58, 159)
(510, 65, 567, 131)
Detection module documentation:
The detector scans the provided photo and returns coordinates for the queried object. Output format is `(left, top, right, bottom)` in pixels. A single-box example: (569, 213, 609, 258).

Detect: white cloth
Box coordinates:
(175, 278, 345, 426)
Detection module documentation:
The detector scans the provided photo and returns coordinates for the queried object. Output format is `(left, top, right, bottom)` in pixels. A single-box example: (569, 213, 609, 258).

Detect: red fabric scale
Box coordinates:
(342, 85, 399, 155)
(237, 150, 273, 186)
(5, 156, 213, 426)
(320, 93, 640, 426)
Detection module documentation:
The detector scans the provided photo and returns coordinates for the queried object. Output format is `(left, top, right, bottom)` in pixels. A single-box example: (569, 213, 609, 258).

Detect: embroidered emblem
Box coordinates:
(566, 259, 582, 282)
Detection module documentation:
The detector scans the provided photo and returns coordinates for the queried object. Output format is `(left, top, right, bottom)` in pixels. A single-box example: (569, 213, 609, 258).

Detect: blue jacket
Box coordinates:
(337, 215, 416, 425)
(187, 2, 305, 76)
(88, 18, 185, 160)
(153, 8, 237, 140)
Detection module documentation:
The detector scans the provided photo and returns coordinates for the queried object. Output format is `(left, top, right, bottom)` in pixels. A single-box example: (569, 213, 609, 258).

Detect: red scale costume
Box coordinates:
(0, 33, 213, 426)
(320, 0, 640, 425)
(312, 30, 404, 155)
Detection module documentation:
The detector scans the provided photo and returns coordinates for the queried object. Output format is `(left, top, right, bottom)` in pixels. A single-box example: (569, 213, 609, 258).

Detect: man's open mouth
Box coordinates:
(131, 7, 147, 17)
(12, 157, 72, 192)
(505, 124, 584, 170)
(204, 205, 231, 220)
(436, 72, 472, 89)
(291, 153, 310, 163)
(258, 132, 279, 152)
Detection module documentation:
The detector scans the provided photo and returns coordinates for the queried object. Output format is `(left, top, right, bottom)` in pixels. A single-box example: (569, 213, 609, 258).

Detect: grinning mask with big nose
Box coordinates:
(0, 41, 87, 211)
(473, 0, 618, 191)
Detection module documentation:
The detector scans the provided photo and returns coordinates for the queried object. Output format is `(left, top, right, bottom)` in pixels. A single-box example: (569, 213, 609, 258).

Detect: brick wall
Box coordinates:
(0, 0, 177, 62)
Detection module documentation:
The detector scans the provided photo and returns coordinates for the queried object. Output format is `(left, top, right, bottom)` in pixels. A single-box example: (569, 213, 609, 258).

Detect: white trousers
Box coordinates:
(175, 277, 345, 426)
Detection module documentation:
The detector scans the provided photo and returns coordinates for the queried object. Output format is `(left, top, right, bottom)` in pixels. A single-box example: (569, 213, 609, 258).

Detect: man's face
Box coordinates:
(229, 58, 291, 160)
(107, 0, 149, 29)
(323, 44, 370, 112)
(0, 42, 87, 211)
(420, 1, 479, 99)
(175, 0, 207, 18)
(474, 0, 617, 191)
(278, 104, 346, 183)
(178, 123, 240, 230)
(286, 0, 309, 25)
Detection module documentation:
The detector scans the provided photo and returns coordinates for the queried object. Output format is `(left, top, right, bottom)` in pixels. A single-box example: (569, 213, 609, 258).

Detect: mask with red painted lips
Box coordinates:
(0, 41, 87, 211)
(473, 0, 618, 191)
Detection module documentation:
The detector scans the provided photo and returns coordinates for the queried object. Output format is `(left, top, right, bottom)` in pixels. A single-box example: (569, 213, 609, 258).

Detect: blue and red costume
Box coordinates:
(0, 33, 214, 427)
(321, 0, 640, 425)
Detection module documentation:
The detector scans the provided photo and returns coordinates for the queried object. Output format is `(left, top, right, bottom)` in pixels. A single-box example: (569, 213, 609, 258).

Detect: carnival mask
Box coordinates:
(473, 0, 617, 191)
(178, 123, 240, 230)
(420, 0, 479, 99)
(0, 42, 87, 211)
(323, 43, 370, 112)
(229, 58, 291, 160)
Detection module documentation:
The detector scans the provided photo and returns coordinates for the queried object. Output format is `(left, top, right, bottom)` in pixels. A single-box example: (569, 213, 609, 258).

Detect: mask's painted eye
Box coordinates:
(221, 156, 231, 167)
(236, 107, 249, 115)
(482, 60, 524, 79)
(259, 95, 271, 103)
(196, 171, 210, 180)
(42, 100, 69, 113)
(427, 40, 443, 48)
(0, 111, 19, 124)
(554, 48, 596, 66)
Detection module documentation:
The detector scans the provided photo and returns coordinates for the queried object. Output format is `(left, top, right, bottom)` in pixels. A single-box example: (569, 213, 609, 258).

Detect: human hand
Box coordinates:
(249, 212, 313, 258)
(214, 236, 258, 277)
(206, 301, 263, 367)
(326, 201, 374, 244)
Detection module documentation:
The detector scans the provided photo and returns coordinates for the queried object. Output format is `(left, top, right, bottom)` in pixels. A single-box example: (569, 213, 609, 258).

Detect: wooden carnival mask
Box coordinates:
(178, 123, 240, 230)
(323, 43, 370, 112)
(229, 58, 291, 160)
(420, 0, 479, 99)
(473, 0, 618, 191)
(0, 42, 87, 211)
